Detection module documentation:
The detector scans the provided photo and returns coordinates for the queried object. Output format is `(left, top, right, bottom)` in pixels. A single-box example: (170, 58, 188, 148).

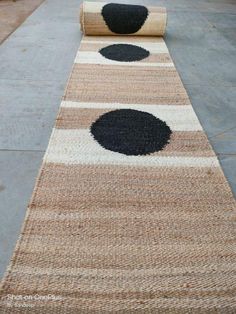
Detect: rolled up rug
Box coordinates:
(1, 1, 236, 313)
(80, 1, 167, 36)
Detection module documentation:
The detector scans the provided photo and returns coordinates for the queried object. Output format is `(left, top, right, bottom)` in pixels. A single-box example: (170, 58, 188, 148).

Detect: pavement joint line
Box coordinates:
(184, 83, 236, 88)
(165, 10, 236, 15)
(216, 153, 236, 156)
(0, 149, 45, 153)
(209, 126, 236, 139)
(0, 78, 73, 83)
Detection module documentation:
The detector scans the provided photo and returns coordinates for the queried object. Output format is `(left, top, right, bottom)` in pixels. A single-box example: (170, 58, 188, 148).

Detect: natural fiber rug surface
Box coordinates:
(1, 2, 236, 313)
(80, 2, 167, 36)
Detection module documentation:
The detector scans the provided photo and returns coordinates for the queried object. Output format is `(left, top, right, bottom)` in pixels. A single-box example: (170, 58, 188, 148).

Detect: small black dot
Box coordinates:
(99, 44, 150, 62)
(101, 3, 148, 34)
(90, 109, 172, 156)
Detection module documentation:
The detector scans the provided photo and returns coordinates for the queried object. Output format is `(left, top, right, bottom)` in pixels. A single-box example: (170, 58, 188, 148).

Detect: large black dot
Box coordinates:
(99, 44, 150, 62)
(90, 109, 172, 156)
(101, 3, 148, 34)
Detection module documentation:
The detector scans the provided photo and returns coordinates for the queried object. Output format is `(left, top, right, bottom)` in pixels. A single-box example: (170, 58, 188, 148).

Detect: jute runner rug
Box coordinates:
(1, 2, 236, 313)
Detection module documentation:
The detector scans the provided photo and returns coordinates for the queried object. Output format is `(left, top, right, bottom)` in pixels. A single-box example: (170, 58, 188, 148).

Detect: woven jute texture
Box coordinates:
(80, 2, 167, 36)
(1, 4, 236, 313)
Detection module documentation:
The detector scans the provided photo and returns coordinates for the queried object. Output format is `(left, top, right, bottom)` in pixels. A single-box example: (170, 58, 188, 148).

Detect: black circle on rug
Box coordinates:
(90, 109, 172, 156)
(99, 44, 150, 62)
(101, 3, 148, 34)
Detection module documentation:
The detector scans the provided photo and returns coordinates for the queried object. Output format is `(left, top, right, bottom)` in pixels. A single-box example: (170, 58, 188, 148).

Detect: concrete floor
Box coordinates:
(0, 0, 236, 278)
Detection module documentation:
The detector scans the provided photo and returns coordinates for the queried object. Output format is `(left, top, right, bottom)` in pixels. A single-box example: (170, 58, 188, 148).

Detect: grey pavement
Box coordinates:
(0, 0, 82, 278)
(0, 0, 236, 278)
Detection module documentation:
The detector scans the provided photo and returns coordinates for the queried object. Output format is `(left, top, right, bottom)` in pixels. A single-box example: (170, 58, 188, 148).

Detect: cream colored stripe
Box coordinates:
(44, 129, 219, 167)
(82, 35, 164, 43)
(83, 1, 105, 13)
(79, 43, 171, 62)
(60, 102, 202, 131)
(61, 101, 189, 110)
(81, 40, 169, 53)
(75, 51, 174, 67)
